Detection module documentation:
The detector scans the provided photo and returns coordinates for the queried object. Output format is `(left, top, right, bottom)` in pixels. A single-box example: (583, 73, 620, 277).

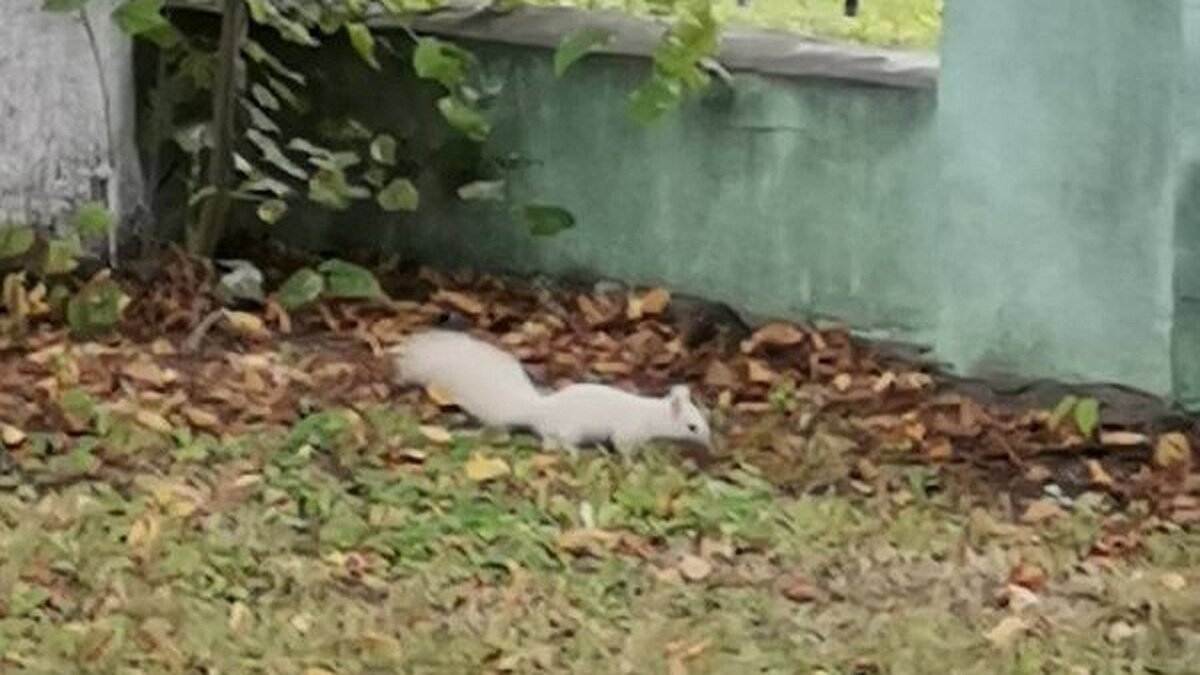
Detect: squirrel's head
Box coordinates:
(665, 385, 711, 450)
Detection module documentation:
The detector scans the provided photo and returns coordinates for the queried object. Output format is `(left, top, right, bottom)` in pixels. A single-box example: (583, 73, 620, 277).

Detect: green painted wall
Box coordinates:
(256, 1, 1198, 404)
(936, 0, 1180, 393)
(1172, 1, 1200, 409)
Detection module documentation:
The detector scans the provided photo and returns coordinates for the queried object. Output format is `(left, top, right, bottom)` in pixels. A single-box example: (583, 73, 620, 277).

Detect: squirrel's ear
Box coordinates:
(668, 385, 690, 416)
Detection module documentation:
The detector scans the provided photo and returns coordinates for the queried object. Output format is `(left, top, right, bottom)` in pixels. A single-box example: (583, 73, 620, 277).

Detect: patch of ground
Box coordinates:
(0, 251, 1198, 672)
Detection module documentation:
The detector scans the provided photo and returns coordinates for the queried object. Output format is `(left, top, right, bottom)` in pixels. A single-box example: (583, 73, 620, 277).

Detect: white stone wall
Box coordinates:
(0, 0, 142, 238)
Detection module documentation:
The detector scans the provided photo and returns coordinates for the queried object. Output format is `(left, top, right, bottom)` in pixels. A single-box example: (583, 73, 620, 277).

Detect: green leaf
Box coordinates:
(242, 99, 281, 133)
(251, 83, 281, 112)
(308, 168, 366, 210)
(522, 204, 576, 236)
(554, 26, 615, 77)
(42, 238, 80, 275)
(437, 96, 490, 142)
(276, 267, 324, 310)
(318, 259, 384, 300)
(377, 179, 420, 212)
(1048, 395, 1078, 430)
(347, 23, 380, 70)
(9, 583, 50, 617)
(66, 279, 127, 336)
(457, 180, 506, 202)
(1073, 397, 1100, 438)
(247, 129, 308, 179)
(629, 75, 683, 125)
(370, 134, 397, 166)
(257, 199, 288, 224)
(0, 227, 36, 259)
(413, 38, 470, 89)
(112, 0, 171, 36)
(43, 0, 90, 11)
(71, 201, 113, 239)
(60, 388, 97, 430)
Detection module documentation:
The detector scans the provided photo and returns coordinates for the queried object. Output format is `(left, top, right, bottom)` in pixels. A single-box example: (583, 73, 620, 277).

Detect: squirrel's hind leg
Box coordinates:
(540, 432, 583, 459)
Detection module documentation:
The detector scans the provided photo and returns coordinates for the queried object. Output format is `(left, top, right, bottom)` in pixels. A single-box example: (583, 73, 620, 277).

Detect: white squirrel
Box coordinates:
(390, 329, 712, 454)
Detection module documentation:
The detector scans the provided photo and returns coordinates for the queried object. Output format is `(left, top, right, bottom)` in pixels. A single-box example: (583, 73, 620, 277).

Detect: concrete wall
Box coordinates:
(176, 1, 1199, 405)
(0, 0, 142, 241)
(936, 0, 1181, 393)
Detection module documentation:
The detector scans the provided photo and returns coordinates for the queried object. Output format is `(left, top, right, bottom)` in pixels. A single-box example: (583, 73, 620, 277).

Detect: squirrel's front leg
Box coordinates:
(611, 432, 642, 466)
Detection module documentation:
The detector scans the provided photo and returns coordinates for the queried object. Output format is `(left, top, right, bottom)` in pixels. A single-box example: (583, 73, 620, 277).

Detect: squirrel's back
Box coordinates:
(390, 329, 542, 427)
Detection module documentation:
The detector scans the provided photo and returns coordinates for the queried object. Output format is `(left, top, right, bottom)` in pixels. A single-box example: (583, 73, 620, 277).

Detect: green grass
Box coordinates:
(535, 0, 943, 49)
(1, 405, 1198, 673)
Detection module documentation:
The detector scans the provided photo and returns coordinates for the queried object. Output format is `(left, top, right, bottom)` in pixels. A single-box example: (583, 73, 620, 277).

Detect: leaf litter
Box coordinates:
(0, 248, 1197, 672)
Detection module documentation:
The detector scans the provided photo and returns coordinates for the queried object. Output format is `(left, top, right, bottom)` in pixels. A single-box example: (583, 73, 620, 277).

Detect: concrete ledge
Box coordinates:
(165, 0, 939, 89)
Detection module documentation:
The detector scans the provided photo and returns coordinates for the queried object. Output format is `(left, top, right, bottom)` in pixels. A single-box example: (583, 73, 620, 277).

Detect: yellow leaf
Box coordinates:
(465, 452, 510, 482)
(831, 373, 853, 392)
(638, 287, 671, 315)
(1, 423, 26, 447)
(419, 424, 453, 444)
(984, 616, 1029, 649)
(223, 310, 270, 338)
(1154, 432, 1191, 470)
(127, 514, 162, 555)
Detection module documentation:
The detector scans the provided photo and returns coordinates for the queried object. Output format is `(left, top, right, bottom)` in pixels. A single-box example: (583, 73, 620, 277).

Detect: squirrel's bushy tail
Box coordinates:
(390, 329, 544, 428)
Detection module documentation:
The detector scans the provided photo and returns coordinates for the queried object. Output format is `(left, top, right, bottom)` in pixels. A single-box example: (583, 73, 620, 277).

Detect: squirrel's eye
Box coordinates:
(687, 424, 698, 433)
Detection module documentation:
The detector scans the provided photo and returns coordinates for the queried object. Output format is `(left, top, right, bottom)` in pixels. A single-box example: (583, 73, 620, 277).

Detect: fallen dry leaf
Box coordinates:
(122, 360, 178, 388)
(433, 290, 485, 316)
(127, 514, 162, 556)
(555, 528, 619, 557)
(872, 371, 897, 393)
(1159, 572, 1187, 591)
(419, 425, 453, 444)
(677, 554, 713, 582)
(742, 322, 805, 352)
(746, 359, 776, 384)
(465, 453, 510, 482)
(985, 616, 1030, 649)
(1154, 432, 1192, 471)
(1099, 431, 1149, 446)
(1086, 459, 1114, 488)
(780, 574, 826, 603)
(1, 423, 26, 447)
(223, 310, 270, 339)
(1008, 561, 1047, 592)
(182, 406, 220, 430)
(703, 360, 739, 389)
(135, 409, 174, 435)
(424, 384, 456, 408)
(639, 287, 671, 315)
(1020, 499, 1066, 524)
(831, 373, 853, 392)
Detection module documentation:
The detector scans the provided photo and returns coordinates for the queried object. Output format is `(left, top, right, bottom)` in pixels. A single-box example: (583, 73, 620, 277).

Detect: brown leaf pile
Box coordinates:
(1, 250, 1197, 523)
